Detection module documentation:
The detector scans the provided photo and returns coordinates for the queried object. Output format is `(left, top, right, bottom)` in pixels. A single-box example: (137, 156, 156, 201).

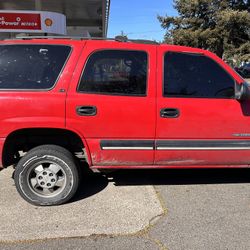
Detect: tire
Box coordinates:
(14, 145, 79, 206)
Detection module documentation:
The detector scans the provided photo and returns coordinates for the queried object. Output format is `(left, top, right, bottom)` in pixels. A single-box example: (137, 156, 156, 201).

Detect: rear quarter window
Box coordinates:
(0, 45, 71, 90)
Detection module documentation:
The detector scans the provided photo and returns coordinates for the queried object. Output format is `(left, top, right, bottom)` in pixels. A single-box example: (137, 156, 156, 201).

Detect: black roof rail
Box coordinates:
(129, 39, 159, 45)
(114, 35, 128, 42)
(13, 35, 114, 41)
(114, 35, 159, 44)
(6, 35, 159, 45)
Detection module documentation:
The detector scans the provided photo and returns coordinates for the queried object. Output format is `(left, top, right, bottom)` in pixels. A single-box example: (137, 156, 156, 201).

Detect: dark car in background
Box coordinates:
(235, 62, 250, 78)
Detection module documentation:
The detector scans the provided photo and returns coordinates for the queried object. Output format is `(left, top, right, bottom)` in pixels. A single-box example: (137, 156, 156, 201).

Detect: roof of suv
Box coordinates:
(1, 35, 207, 53)
(9, 35, 159, 45)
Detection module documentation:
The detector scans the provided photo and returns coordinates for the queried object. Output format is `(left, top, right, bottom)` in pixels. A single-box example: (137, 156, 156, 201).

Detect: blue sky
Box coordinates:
(107, 0, 177, 42)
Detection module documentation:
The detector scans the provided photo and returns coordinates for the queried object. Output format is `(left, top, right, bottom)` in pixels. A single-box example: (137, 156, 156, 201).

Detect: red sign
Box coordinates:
(0, 13, 41, 30)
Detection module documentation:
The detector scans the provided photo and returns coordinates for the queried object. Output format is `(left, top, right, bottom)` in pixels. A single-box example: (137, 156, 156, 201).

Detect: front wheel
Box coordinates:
(14, 145, 80, 206)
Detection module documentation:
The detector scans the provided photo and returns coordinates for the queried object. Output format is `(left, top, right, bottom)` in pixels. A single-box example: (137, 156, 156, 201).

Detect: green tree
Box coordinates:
(158, 0, 250, 63)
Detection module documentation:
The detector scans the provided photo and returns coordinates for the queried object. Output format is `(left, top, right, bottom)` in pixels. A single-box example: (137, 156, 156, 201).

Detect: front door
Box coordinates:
(155, 47, 250, 166)
(66, 42, 156, 166)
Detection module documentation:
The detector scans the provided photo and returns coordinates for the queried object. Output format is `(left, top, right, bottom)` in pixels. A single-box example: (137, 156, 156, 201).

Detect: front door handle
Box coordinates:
(76, 106, 97, 116)
(160, 108, 180, 118)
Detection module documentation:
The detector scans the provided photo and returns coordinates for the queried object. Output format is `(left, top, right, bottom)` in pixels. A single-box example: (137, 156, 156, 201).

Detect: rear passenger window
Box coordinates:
(164, 52, 235, 98)
(78, 50, 147, 96)
(0, 45, 71, 90)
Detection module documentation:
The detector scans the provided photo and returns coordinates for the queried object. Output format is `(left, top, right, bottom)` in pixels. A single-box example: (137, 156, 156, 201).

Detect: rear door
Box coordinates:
(66, 41, 157, 166)
(155, 46, 250, 166)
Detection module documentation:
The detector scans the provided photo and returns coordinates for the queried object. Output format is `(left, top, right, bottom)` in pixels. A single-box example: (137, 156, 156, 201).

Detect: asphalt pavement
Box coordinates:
(1, 168, 250, 250)
(0, 167, 163, 242)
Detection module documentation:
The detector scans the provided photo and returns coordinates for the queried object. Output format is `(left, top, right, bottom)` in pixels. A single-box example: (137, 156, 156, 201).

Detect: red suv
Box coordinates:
(0, 37, 249, 206)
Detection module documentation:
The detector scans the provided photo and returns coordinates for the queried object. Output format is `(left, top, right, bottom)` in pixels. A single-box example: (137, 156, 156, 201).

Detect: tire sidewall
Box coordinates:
(15, 148, 78, 206)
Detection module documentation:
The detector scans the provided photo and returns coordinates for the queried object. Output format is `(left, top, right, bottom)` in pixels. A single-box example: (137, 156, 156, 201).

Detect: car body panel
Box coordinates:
(66, 40, 157, 166)
(0, 38, 249, 169)
(0, 39, 84, 138)
(155, 45, 250, 165)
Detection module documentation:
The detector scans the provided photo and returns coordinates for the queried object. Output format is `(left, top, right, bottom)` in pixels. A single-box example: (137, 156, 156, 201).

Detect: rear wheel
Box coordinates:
(14, 145, 79, 206)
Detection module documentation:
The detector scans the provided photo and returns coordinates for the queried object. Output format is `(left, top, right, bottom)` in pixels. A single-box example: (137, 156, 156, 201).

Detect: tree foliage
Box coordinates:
(158, 0, 250, 63)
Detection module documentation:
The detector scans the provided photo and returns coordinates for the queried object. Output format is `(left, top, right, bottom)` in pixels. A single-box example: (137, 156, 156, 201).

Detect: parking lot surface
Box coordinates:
(0, 167, 163, 242)
(1, 168, 250, 250)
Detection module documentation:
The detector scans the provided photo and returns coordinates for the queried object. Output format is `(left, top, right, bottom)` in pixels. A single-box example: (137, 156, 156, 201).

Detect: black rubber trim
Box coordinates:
(156, 140, 250, 148)
(100, 140, 250, 150)
(100, 140, 154, 149)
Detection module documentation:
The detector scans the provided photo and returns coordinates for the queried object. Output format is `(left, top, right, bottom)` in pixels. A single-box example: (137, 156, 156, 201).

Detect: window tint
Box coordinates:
(0, 45, 71, 90)
(78, 50, 147, 96)
(164, 52, 235, 98)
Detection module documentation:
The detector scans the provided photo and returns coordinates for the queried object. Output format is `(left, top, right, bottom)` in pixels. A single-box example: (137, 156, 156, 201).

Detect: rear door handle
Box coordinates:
(76, 106, 97, 116)
(160, 108, 180, 118)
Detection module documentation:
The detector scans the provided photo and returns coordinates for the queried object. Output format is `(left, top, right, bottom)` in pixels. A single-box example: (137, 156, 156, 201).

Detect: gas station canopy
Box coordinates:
(0, 0, 110, 37)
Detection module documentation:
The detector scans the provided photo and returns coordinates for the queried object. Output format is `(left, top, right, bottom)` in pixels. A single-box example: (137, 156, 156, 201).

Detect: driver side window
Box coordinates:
(164, 52, 235, 98)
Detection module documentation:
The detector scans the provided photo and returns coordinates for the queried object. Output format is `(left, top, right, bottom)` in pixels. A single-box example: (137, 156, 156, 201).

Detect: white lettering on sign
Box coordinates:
(21, 22, 38, 26)
(1, 21, 19, 26)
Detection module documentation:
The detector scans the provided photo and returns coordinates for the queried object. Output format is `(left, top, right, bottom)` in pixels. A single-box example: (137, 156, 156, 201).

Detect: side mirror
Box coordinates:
(235, 81, 250, 101)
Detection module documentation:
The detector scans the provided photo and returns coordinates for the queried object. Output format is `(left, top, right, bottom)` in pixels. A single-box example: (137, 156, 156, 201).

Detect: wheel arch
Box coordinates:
(2, 127, 92, 168)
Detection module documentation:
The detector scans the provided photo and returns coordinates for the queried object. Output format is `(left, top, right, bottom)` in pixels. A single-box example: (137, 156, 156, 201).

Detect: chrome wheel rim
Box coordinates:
(27, 160, 66, 198)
